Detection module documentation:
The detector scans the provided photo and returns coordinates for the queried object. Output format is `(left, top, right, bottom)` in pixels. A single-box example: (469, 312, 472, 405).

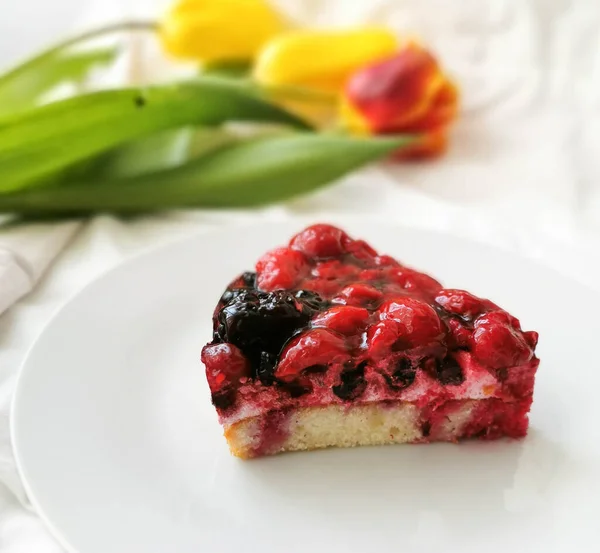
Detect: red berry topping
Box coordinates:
(343, 237, 378, 263)
(366, 319, 403, 358)
(390, 268, 441, 294)
(300, 278, 344, 298)
(374, 255, 400, 267)
(379, 297, 443, 347)
(312, 306, 370, 335)
(523, 330, 539, 349)
(334, 283, 383, 306)
(276, 329, 348, 381)
(435, 289, 486, 319)
(471, 312, 533, 369)
(256, 247, 308, 291)
(312, 260, 361, 280)
(206, 224, 539, 403)
(445, 318, 472, 348)
(435, 289, 502, 320)
(358, 268, 384, 281)
(483, 310, 522, 330)
(290, 224, 347, 258)
(201, 343, 250, 394)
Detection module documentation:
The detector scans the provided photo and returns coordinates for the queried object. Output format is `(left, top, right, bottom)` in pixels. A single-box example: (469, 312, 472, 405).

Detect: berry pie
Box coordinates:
(202, 224, 539, 458)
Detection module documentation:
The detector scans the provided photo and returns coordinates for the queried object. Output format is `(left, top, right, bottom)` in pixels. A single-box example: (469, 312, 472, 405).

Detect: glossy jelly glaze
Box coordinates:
(202, 224, 539, 427)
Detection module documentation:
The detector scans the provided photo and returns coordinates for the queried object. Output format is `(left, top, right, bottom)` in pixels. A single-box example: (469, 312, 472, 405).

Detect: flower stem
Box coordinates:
(0, 20, 158, 88)
(261, 83, 338, 104)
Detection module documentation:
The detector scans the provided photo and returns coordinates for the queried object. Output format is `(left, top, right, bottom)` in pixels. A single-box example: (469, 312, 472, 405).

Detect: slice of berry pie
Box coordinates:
(202, 224, 539, 458)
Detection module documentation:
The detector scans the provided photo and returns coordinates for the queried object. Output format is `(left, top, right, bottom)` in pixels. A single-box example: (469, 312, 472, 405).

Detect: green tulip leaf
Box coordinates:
(201, 60, 252, 79)
(0, 134, 414, 215)
(0, 77, 310, 193)
(0, 47, 119, 118)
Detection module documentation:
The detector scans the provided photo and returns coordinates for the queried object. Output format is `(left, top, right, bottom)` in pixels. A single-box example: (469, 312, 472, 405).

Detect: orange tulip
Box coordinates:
(340, 43, 459, 159)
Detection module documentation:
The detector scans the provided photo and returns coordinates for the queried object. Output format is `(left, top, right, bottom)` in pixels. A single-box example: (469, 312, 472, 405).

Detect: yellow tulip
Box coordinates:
(253, 28, 398, 93)
(160, 0, 288, 63)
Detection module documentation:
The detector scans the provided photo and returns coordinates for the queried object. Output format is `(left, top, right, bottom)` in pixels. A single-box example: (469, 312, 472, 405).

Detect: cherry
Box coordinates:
(201, 343, 250, 394)
(290, 224, 347, 258)
(523, 330, 539, 349)
(312, 259, 361, 280)
(379, 296, 443, 347)
(358, 268, 383, 281)
(374, 255, 400, 267)
(276, 329, 348, 381)
(343, 237, 378, 264)
(471, 312, 533, 369)
(299, 277, 345, 298)
(435, 289, 486, 319)
(483, 310, 522, 330)
(435, 288, 501, 320)
(256, 247, 308, 291)
(390, 268, 441, 294)
(445, 317, 472, 348)
(334, 283, 383, 306)
(366, 319, 404, 358)
(312, 306, 370, 335)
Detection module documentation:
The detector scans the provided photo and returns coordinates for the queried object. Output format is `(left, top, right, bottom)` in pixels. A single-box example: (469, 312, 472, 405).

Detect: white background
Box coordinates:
(2, 0, 600, 235)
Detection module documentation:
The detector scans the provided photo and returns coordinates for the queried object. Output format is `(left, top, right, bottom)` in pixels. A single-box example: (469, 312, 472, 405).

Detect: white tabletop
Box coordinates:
(2, 0, 600, 550)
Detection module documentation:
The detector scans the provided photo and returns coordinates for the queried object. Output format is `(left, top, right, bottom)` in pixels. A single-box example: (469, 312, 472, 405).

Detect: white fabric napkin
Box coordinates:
(0, 222, 81, 316)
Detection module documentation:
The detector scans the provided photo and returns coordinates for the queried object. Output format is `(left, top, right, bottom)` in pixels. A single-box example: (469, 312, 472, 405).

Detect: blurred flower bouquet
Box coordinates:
(0, 0, 458, 215)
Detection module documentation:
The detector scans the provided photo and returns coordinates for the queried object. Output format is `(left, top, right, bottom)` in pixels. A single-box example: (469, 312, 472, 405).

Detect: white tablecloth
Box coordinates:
(2, 0, 600, 551)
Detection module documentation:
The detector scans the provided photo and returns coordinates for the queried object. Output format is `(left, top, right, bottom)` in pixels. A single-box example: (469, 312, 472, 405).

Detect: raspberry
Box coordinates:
(276, 329, 348, 381)
(334, 283, 383, 306)
(201, 343, 250, 394)
(312, 306, 370, 335)
(290, 224, 347, 259)
(379, 297, 443, 347)
(471, 312, 533, 369)
(256, 247, 308, 291)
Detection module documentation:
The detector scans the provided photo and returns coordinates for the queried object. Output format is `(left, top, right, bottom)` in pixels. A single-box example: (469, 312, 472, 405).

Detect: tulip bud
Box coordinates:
(160, 0, 288, 64)
(340, 43, 459, 158)
(253, 28, 398, 94)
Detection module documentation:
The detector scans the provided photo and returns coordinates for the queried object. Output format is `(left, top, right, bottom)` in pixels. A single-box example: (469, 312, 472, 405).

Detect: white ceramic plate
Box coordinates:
(12, 220, 600, 553)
